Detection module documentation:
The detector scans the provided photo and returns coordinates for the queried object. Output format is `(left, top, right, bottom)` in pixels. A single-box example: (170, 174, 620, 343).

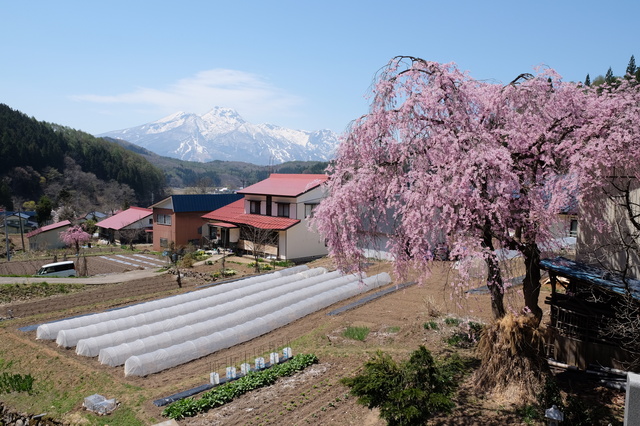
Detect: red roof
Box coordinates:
(96, 207, 153, 230)
(26, 220, 72, 238)
(238, 174, 328, 197)
(202, 199, 299, 230)
(210, 222, 237, 228)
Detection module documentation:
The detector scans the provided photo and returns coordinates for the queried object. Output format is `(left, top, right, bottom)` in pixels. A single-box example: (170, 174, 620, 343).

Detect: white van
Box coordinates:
(36, 261, 76, 277)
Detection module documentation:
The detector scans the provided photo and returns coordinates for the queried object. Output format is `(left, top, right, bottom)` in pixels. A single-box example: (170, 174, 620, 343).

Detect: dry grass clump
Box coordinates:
(474, 313, 549, 404)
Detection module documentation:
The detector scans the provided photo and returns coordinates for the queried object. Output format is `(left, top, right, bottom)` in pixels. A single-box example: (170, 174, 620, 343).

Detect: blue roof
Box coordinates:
(170, 194, 243, 213)
(540, 256, 640, 301)
(4, 211, 36, 218)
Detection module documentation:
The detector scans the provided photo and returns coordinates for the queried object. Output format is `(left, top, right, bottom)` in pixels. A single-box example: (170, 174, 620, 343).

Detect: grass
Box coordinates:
(424, 320, 439, 330)
(342, 326, 370, 341)
(0, 281, 86, 304)
(444, 317, 462, 326)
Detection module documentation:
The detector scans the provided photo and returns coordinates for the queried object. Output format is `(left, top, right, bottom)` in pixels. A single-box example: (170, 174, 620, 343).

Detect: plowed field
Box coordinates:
(0, 255, 625, 425)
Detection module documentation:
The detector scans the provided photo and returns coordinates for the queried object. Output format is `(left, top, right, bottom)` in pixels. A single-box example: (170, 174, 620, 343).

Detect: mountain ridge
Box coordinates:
(98, 107, 339, 165)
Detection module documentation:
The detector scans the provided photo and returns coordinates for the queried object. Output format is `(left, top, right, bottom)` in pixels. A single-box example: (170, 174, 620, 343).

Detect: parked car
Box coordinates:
(35, 261, 76, 277)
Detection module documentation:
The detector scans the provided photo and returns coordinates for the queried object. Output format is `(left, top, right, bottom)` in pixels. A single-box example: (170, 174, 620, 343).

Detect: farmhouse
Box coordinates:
(26, 220, 72, 251)
(150, 193, 243, 251)
(96, 207, 153, 245)
(202, 174, 329, 262)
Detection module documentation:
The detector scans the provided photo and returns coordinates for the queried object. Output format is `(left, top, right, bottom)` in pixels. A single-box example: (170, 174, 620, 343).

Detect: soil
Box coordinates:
(0, 250, 626, 425)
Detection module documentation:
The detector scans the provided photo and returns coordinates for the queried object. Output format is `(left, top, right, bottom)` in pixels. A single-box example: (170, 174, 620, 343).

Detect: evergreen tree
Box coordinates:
(605, 67, 615, 84)
(626, 55, 637, 77)
(0, 180, 12, 211)
(35, 195, 53, 226)
(584, 73, 591, 86)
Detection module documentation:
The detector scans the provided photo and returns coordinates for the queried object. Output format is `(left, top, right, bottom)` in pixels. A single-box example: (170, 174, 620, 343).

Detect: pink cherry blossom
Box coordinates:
(312, 56, 630, 323)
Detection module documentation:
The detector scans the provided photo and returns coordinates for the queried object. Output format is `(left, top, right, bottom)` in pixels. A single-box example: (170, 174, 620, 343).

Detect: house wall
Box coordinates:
(153, 208, 175, 251)
(174, 212, 209, 248)
(281, 222, 327, 261)
(577, 185, 640, 279)
(28, 226, 70, 251)
(153, 209, 211, 251)
(550, 213, 578, 239)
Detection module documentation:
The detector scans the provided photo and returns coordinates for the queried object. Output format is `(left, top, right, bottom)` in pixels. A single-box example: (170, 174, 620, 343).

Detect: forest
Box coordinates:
(0, 104, 166, 212)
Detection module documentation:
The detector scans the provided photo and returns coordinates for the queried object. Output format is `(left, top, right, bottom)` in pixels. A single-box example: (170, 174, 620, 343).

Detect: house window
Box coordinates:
(148, 218, 153, 225)
(250, 200, 261, 214)
(277, 203, 290, 218)
(160, 238, 168, 248)
(304, 203, 318, 218)
(157, 214, 172, 225)
(569, 219, 578, 237)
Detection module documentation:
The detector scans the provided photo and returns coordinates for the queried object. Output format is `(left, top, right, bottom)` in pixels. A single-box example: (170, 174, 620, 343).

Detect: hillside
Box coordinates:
(0, 104, 166, 210)
(105, 136, 329, 189)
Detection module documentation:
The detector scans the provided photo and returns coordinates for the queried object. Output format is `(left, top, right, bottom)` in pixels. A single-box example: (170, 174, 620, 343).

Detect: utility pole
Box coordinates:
(18, 205, 25, 253)
(2, 207, 9, 261)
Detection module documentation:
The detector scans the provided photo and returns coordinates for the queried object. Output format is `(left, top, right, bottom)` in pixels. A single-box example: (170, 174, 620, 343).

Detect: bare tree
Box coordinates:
(240, 226, 278, 273)
(186, 177, 214, 194)
(99, 181, 137, 215)
(118, 227, 146, 250)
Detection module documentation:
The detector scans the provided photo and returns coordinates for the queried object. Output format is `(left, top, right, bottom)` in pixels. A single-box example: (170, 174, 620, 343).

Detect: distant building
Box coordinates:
(79, 211, 108, 223)
(3, 211, 37, 234)
(26, 220, 72, 251)
(96, 207, 153, 244)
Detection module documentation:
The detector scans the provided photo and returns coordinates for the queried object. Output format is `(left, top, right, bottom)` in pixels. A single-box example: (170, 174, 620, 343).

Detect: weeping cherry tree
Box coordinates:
(312, 56, 592, 323)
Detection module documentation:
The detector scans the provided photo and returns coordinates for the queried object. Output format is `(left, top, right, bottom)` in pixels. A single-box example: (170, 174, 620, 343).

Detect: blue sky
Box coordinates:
(2, 1, 638, 136)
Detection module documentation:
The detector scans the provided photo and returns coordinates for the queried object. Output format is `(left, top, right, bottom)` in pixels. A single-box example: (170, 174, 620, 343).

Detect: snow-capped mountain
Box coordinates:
(97, 107, 339, 165)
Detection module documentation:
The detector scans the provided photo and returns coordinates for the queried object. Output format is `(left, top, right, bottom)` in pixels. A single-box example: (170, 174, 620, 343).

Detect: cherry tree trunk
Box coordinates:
(521, 242, 543, 325)
(483, 227, 506, 319)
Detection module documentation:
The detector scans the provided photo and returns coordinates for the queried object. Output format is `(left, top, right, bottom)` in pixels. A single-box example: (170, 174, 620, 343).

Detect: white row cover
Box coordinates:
(37, 265, 309, 340)
(124, 272, 392, 376)
(75, 269, 341, 357)
(97, 271, 359, 366)
(57, 267, 327, 348)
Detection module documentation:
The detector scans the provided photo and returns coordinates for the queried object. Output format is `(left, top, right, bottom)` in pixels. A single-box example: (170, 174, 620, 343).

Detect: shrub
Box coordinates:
(343, 326, 370, 341)
(180, 253, 195, 268)
(537, 376, 563, 409)
(423, 321, 439, 330)
(516, 404, 540, 424)
(444, 317, 462, 326)
(0, 372, 34, 394)
(446, 321, 484, 348)
(342, 346, 459, 425)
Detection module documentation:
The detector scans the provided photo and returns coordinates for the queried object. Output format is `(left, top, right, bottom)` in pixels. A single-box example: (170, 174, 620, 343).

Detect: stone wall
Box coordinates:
(0, 402, 63, 425)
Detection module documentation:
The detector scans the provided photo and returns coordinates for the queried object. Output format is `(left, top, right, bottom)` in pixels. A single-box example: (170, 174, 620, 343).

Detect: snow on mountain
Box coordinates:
(97, 107, 339, 165)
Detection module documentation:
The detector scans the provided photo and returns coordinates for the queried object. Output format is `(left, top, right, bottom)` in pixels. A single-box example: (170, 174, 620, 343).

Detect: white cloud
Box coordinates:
(72, 69, 305, 124)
